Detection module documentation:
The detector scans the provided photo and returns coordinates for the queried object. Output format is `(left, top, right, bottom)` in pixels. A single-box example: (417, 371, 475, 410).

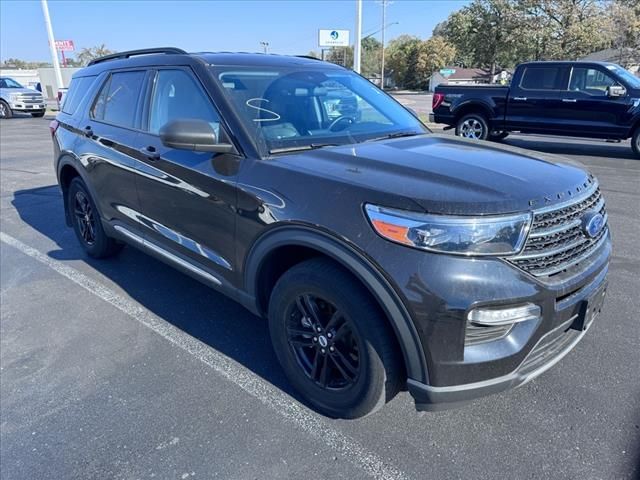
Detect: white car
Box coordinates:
(0, 77, 46, 118)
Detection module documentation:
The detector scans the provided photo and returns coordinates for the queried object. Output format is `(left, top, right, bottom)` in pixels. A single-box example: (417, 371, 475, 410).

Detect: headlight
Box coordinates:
(8, 93, 19, 101)
(364, 204, 531, 256)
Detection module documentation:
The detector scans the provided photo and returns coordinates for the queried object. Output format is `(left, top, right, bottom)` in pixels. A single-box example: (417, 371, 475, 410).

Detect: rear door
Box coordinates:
(132, 67, 240, 284)
(73, 69, 147, 233)
(554, 65, 633, 137)
(506, 65, 569, 133)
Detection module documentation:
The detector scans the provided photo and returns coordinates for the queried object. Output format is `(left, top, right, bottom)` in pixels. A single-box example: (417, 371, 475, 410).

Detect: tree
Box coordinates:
(605, 0, 640, 62)
(76, 44, 116, 66)
(414, 36, 457, 88)
(385, 35, 422, 87)
(1, 58, 51, 69)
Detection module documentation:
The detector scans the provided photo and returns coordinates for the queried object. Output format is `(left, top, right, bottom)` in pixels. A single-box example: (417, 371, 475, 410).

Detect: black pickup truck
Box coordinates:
(430, 61, 640, 157)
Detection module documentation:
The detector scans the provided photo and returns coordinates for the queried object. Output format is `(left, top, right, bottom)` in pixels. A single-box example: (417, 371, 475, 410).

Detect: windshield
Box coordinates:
(0, 78, 24, 89)
(606, 64, 640, 89)
(210, 65, 427, 155)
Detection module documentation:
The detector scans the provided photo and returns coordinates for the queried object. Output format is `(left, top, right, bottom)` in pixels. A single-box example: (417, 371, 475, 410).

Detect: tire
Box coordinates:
(268, 257, 402, 419)
(31, 111, 45, 118)
(68, 177, 123, 258)
(0, 100, 13, 119)
(489, 131, 509, 141)
(632, 127, 640, 159)
(455, 113, 489, 140)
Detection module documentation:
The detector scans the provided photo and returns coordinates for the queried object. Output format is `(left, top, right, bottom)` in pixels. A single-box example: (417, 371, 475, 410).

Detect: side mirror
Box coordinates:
(608, 85, 626, 97)
(159, 119, 235, 154)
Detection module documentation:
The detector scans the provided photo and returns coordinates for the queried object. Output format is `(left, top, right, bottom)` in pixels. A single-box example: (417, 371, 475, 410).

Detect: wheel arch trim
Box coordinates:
(244, 225, 429, 384)
(56, 153, 104, 227)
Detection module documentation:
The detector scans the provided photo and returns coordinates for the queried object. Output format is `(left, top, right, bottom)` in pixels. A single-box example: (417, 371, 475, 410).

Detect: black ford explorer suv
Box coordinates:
(51, 48, 611, 418)
(431, 61, 640, 157)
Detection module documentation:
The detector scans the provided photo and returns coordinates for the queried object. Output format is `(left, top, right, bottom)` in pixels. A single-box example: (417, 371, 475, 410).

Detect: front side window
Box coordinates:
(148, 69, 220, 135)
(91, 71, 145, 128)
(210, 65, 426, 155)
(570, 68, 616, 95)
(520, 67, 565, 90)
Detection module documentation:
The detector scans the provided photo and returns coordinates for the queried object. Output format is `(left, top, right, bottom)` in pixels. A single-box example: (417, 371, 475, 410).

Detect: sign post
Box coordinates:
(54, 40, 75, 67)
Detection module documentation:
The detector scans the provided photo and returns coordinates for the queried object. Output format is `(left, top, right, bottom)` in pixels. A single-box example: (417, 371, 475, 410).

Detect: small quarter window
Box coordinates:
(62, 76, 96, 114)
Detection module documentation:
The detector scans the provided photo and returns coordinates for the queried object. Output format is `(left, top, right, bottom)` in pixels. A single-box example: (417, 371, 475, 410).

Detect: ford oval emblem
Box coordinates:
(582, 212, 605, 238)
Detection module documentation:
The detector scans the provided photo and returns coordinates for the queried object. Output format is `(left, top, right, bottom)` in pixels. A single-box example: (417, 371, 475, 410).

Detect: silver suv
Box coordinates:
(0, 77, 46, 118)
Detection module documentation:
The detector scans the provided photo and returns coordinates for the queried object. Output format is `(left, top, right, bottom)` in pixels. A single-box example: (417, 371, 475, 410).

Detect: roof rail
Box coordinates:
(88, 47, 188, 66)
(295, 55, 322, 61)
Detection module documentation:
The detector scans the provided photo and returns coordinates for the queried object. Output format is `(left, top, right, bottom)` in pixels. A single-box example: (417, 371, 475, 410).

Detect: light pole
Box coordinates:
(353, 0, 363, 73)
(260, 41, 269, 54)
(41, 0, 63, 89)
(379, 0, 392, 89)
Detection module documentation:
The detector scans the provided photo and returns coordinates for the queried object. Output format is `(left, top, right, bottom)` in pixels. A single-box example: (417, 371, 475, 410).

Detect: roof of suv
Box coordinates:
(79, 48, 340, 77)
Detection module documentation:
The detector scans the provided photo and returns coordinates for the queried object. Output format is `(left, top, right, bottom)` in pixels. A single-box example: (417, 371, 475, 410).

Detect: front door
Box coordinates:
(133, 67, 240, 285)
(555, 65, 633, 138)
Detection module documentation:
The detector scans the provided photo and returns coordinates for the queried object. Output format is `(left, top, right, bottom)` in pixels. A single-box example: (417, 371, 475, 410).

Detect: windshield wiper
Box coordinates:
(269, 143, 340, 154)
(364, 131, 421, 143)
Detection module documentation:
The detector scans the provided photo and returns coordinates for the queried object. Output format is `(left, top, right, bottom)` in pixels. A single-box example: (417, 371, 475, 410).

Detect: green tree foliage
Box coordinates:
(1, 58, 51, 69)
(438, 0, 636, 74)
(325, 36, 382, 77)
(386, 35, 456, 89)
(76, 44, 116, 66)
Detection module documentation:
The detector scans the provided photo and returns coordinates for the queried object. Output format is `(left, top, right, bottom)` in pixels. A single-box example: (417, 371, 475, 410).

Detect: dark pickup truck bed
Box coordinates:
(430, 61, 640, 157)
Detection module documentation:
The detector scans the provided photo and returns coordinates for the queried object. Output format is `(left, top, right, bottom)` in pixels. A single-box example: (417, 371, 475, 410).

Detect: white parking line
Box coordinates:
(0, 231, 411, 480)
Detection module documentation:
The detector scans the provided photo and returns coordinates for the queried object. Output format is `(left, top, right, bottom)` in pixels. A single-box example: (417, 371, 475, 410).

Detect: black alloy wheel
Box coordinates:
(286, 293, 361, 390)
(73, 190, 97, 246)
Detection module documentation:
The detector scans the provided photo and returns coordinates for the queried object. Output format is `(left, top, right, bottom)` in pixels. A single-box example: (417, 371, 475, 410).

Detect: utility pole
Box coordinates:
(260, 41, 269, 54)
(379, 0, 391, 89)
(353, 0, 363, 74)
(41, 0, 63, 90)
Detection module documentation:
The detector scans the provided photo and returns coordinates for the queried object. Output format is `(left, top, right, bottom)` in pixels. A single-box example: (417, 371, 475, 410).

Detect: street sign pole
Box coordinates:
(41, 0, 63, 89)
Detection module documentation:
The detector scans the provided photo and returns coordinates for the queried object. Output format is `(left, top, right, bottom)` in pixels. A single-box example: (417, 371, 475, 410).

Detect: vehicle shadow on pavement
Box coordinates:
(11, 186, 304, 403)
(502, 137, 637, 160)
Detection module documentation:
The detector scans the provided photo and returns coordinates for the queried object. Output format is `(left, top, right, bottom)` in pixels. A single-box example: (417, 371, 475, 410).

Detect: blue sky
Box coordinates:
(0, 0, 468, 62)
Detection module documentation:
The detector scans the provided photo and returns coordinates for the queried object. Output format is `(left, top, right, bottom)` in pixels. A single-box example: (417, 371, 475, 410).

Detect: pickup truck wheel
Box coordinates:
(456, 113, 489, 140)
(0, 100, 13, 119)
(268, 258, 402, 419)
(489, 131, 509, 141)
(68, 178, 124, 258)
(632, 127, 640, 158)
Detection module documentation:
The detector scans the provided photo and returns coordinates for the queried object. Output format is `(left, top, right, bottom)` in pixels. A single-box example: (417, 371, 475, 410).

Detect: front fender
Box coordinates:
(244, 225, 430, 384)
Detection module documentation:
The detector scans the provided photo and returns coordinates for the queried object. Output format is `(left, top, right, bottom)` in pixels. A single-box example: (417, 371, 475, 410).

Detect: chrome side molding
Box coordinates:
(113, 225, 222, 286)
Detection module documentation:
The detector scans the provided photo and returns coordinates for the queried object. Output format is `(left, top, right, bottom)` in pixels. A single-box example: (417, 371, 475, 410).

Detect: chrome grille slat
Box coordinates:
(509, 183, 608, 278)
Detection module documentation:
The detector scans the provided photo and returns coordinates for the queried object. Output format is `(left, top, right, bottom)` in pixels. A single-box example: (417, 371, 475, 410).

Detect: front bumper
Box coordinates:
(8, 100, 46, 111)
(367, 229, 611, 410)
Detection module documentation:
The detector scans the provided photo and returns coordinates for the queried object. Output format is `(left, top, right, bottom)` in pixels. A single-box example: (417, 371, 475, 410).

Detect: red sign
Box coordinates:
(54, 40, 75, 51)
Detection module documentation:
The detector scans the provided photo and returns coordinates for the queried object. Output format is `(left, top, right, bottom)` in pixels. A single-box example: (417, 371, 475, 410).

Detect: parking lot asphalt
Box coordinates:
(1, 115, 639, 480)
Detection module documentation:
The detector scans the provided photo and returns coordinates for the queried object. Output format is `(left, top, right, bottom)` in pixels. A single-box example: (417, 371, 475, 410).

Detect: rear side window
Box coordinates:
(520, 67, 565, 90)
(62, 76, 96, 114)
(91, 71, 145, 128)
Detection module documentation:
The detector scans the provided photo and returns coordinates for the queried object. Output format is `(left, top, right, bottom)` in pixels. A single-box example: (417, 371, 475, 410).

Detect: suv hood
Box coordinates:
(278, 134, 591, 215)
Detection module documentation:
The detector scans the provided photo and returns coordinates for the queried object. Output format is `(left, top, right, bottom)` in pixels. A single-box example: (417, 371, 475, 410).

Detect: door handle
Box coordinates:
(83, 125, 93, 137)
(512, 97, 527, 101)
(139, 146, 160, 161)
(562, 98, 578, 103)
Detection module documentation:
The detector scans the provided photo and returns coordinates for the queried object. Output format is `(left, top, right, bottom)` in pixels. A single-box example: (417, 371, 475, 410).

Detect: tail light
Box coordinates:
(432, 93, 445, 110)
(49, 120, 59, 136)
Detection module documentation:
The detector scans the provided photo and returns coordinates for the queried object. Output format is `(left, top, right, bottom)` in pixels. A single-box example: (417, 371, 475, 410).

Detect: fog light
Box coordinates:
(468, 303, 540, 326)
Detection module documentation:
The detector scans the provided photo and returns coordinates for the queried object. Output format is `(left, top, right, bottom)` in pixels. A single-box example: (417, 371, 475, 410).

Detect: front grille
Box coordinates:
(16, 95, 43, 103)
(519, 325, 579, 375)
(510, 183, 608, 278)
